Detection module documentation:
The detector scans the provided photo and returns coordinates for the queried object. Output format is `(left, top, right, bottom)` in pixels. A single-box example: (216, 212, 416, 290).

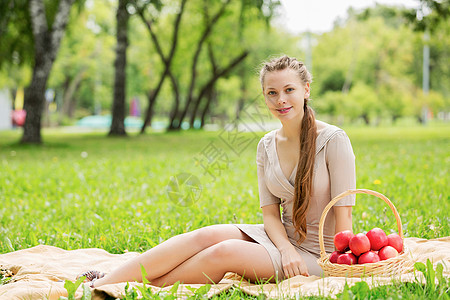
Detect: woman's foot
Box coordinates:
(77, 270, 105, 288)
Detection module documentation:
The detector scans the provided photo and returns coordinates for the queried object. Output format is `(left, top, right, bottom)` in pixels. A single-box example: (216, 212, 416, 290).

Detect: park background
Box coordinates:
(0, 0, 449, 298)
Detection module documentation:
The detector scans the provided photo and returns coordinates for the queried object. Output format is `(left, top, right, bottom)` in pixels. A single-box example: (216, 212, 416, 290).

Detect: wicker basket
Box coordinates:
(317, 189, 409, 277)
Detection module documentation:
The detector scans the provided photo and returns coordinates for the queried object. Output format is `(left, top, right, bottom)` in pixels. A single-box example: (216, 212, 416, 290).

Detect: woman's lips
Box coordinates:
(277, 106, 293, 114)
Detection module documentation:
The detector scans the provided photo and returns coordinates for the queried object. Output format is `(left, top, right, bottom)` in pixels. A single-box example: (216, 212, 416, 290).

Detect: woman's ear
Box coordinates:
(304, 82, 310, 99)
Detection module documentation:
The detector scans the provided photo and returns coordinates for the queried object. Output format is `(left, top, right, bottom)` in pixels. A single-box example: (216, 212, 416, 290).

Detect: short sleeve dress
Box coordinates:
(234, 120, 356, 280)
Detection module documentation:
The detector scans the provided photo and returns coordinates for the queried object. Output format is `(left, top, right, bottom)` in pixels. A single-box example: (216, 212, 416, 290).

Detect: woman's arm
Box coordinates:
(334, 206, 352, 234)
(262, 204, 309, 277)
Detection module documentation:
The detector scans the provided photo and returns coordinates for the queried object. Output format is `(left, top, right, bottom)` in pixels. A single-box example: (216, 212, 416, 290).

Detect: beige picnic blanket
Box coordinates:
(0, 237, 449, 299)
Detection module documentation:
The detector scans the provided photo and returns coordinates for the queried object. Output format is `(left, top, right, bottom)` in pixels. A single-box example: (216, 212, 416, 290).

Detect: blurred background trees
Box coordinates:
(0, 0, 448, 143)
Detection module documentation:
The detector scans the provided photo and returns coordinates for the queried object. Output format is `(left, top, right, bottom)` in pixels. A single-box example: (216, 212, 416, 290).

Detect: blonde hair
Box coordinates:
(260, 55, 317, 244)
(260, 55, 312, 90)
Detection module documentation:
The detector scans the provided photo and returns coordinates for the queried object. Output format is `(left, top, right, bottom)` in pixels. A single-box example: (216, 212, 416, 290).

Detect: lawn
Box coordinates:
(0, 123, 449, 299)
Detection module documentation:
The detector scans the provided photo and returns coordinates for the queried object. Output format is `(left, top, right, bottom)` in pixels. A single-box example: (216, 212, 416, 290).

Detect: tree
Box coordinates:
(132, 0, 282, 132)
(166, 0, 233, 131)
(167, 0, 281, 131)
(0, 0, 34, 69)
(109, 0, 130, 136)
(403, 0, 449, 33)
(133, 0, 187, 133)
(188, 44, 248, 129)
(21, 0, 76, 144)
(313, 6, 436, 123)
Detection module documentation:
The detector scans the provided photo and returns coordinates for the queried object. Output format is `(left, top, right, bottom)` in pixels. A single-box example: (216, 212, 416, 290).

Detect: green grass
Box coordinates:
(0, 124, 449, 299)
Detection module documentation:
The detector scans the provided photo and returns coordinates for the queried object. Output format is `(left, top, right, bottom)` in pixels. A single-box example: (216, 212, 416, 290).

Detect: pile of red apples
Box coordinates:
(330, 228, 403, 265)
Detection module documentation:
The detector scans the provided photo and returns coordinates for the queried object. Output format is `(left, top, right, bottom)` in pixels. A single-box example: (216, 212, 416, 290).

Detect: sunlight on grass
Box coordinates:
(0, 125, 448, 253)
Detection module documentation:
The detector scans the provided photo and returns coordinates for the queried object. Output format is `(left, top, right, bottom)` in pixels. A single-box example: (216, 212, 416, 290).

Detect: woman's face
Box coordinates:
(263, 68, 310, 124)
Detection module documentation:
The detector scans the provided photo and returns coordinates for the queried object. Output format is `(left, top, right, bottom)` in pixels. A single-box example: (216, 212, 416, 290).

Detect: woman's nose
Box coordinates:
(277, 95, 287, 105)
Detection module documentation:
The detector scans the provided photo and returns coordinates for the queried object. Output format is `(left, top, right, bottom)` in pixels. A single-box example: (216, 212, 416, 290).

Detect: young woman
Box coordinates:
(81, 55, 356, 288)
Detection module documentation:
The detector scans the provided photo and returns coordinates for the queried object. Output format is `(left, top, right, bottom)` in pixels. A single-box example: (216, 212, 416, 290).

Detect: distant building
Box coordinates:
(0, 89, 12, 130)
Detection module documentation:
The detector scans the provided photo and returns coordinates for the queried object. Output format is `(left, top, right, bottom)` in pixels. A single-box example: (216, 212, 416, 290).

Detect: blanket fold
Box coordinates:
(1, 237, 449, 299)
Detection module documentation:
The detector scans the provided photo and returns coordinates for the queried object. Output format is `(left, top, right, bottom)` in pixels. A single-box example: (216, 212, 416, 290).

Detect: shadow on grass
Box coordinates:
(3, 141, 71, 149)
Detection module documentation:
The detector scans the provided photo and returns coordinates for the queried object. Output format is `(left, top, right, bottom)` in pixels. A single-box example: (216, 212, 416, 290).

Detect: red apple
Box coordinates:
(329, 251, 343, 263)
(366, 228, 388, 250)
(387, 233, 403, 253)
(358, 251, 380, 264)
(337, 253, 357, 265)
(349, 233, 371, 256)
(379, 245, 399, 260)
(334, 230, 354, 252)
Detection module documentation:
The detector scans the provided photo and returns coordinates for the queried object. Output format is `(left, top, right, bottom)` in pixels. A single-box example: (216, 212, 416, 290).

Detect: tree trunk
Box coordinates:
(167, 72, 181, 131)
(200, 86, 216, 128)
(21, 0, 74, 144)
(109, 0, 129, 136)
(361, 113, 370, 125)
(189, 42, 217, 128)
(59, 68, 84, 124)
(22, 67, 49, 143)
(235, 65, 246, 120)
(67, 91, 78, 118)
(140, 89, 158, 133)
(392, 114, 400, 124)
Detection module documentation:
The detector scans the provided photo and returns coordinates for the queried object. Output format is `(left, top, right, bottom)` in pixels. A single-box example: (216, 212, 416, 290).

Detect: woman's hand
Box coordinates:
(261, 205, 310, 277)
(280, 246, 309, 278)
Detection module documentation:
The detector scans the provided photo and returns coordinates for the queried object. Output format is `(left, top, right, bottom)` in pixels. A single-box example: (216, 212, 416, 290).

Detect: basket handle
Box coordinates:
(318, 189, 403, 257)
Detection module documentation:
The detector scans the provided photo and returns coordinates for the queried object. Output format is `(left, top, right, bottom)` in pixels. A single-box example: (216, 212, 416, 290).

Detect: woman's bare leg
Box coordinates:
(150, 239, 275, 287)
(93, 224, 252, 287)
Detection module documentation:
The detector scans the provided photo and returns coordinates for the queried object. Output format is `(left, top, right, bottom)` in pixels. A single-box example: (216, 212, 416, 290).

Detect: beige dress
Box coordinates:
(234, 120, 356, 280)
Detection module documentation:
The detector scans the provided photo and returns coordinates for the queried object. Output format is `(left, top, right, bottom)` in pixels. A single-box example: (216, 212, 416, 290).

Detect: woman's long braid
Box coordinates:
(292, 101, 317, 243)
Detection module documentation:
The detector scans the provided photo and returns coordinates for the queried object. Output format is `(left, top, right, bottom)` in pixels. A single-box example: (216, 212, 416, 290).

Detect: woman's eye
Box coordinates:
(268, 91, 276, 95)
(286, 88, 294, 92)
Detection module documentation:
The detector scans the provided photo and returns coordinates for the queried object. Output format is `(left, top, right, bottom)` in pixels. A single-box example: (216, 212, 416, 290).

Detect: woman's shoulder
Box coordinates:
(315, 120, 350, 155)
(316, 120, 343, 134)
(256, 129, 277, 165)
(256, 129, 278, 161)
(257, 129, 277, 147)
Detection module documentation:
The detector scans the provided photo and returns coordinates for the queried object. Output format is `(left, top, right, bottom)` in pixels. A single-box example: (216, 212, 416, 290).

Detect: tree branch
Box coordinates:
(29, 0, 49, 58)
(135, 8, 167, 63)
(136, 0, 188, 133)
(177, 0, 231, 127)
(198, 50, 248, 106)
(189, 50, 248, 125)
(187, 0, 231, 101)
(50, 0, 76, 61)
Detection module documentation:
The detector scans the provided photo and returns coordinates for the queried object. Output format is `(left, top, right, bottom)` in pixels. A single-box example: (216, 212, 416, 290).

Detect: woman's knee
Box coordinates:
(188, 225, 240, 249)
(201, 240, 275, 282)
(202, 239, 238, 265)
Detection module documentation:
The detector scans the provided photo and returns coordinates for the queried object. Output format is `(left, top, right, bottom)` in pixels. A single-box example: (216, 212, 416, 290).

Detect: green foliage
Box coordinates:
(312, 6, 449, 122)
(414, 259, 449, 298)
(334, 261, 450, 300)
(403, 0, 450, 33)
(0, 273, 11, 285)
(0, 0, 33, 68)
(345, 82, 380, 123)
(336, 281, 370, 300)
(2, 1, 448, 127)
(59, 276, 91, 300)
(121, 264, 210, 299)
